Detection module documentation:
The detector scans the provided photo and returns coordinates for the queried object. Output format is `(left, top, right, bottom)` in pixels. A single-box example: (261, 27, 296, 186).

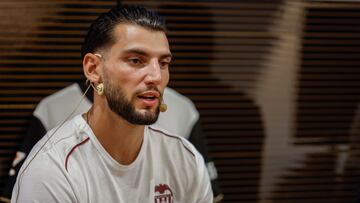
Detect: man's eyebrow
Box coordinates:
(123, 49, 149, 57)
(160, 53, 172, 60)
(123, 48, 172, 59)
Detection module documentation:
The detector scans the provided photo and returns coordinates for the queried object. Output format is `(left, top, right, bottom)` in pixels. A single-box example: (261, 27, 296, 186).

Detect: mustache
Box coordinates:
(135, 88, 161, 96)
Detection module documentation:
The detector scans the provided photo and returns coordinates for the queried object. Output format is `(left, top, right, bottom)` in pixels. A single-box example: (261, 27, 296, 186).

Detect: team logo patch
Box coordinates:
(154, 184, 173, 203)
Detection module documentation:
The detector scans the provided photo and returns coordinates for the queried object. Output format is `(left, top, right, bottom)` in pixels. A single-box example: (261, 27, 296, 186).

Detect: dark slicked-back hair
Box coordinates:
(81, 5, 166, 58)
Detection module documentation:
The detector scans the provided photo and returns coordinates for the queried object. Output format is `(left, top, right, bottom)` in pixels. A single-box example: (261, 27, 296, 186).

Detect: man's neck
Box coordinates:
(86, 104, 145, 165)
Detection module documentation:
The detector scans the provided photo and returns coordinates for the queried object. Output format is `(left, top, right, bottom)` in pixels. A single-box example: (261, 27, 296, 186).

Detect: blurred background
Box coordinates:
(1, 0, 360, 202)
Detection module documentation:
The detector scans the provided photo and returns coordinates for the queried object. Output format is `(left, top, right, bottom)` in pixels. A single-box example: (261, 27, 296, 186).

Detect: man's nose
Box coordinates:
(144, 59, 162, 85)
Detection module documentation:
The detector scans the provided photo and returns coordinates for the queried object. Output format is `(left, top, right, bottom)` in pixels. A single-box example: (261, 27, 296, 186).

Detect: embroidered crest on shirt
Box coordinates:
(154, 184, 173, 203)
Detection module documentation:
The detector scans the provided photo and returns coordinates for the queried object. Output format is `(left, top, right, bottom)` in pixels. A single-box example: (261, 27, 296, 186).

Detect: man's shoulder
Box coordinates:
(12, 143, 77, 202)
(15, 115, 89, 189)
(30, 115, 89, 162)
(147, 125, 199, 160)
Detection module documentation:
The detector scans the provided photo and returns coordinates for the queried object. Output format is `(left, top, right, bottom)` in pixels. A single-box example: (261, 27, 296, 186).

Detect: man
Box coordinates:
(11, 5, 213, 202)
(1, 84, 222, 202)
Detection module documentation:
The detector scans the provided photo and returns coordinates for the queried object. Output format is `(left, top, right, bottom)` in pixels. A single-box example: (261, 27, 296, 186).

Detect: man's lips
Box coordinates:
(137, 91, 160, 99)
(136, 91, 160, 107)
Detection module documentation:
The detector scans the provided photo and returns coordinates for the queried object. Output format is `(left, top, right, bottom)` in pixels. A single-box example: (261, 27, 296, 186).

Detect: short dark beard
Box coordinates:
(103, 75, 159, 125)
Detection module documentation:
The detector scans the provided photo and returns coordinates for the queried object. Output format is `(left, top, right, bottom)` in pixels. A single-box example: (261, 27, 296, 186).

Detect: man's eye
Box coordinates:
(128, 58, 142, 65)
(160, 61, 170, 69)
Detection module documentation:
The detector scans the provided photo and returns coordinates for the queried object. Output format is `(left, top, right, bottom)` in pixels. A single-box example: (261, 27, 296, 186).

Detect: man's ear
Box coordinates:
(83, 53, 102, 83)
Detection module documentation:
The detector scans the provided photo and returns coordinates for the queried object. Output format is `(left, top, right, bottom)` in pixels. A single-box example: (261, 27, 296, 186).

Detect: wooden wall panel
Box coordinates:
(2, 1, 359, 203)
(266, 1, 360, 203)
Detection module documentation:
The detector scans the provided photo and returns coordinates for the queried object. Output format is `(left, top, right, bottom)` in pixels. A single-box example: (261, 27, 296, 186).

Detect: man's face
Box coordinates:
(101, 23, 171, 125)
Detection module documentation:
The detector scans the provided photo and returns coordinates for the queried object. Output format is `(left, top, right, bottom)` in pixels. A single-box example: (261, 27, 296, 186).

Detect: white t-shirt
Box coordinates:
(12, 115, 213, 203)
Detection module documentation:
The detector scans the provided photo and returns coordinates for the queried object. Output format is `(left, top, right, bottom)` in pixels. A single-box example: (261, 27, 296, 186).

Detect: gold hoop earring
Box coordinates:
(86, 79, 104, 96)
(96, 83, 104, 95)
